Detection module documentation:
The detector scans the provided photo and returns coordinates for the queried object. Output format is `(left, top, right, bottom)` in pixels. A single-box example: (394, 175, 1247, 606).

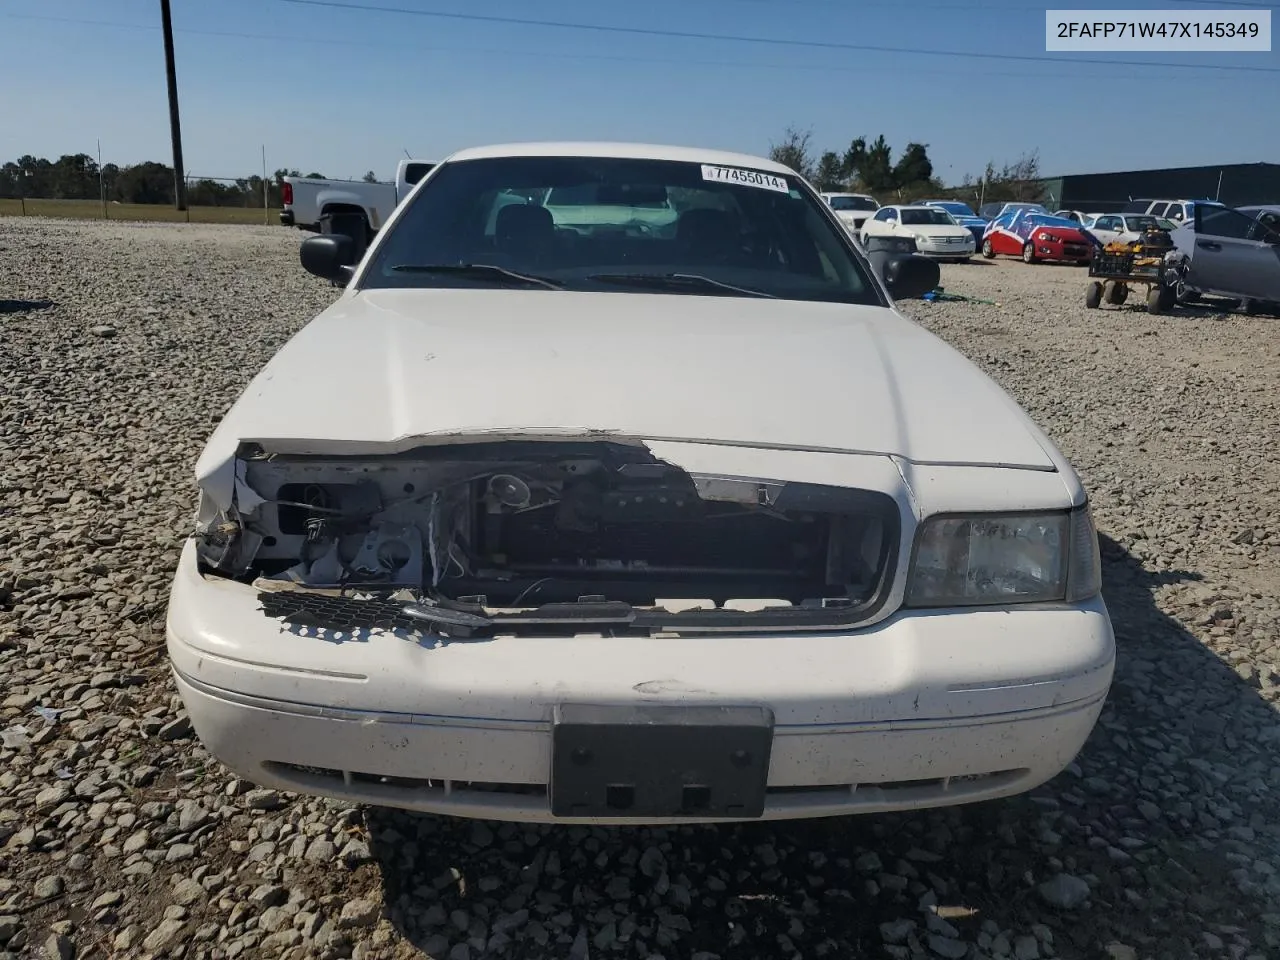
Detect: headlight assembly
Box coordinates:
(905, 505, 1100, 608)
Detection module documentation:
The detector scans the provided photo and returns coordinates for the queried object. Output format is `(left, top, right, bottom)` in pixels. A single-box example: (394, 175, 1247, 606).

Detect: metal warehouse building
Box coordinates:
(1041, 162, 1280, 213)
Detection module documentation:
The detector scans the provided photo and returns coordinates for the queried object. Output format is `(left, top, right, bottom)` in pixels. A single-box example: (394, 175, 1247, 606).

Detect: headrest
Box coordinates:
(496, 203, 554, 240)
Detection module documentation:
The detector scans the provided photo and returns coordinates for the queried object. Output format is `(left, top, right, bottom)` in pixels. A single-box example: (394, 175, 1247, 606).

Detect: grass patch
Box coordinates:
(0, 198, 284, 225)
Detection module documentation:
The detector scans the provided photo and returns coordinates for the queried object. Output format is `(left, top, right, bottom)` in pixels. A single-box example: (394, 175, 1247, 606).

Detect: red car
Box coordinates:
(981, 211, 1096, 264)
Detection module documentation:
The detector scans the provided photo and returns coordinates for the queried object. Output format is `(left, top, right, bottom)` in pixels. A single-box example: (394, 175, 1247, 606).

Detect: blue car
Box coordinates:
(920, 200, 988, 246)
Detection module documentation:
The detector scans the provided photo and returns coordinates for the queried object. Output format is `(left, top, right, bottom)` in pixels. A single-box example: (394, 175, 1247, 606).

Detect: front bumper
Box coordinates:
(1034, 238, 1093, 262)
(167, 542, 1115, 823)
(915, 239, 977, 258)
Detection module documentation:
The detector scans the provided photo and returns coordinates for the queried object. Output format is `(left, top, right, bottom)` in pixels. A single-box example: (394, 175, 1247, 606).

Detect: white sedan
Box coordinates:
(167, 142, 1114, 824)
(1084, 213, 1169, 246)
(861, 205, 977, 261)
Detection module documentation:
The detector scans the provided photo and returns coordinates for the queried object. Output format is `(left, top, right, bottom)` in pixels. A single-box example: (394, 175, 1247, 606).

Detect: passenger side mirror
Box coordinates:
(300, 235, 356, 283)
(878, 253, 940, 301)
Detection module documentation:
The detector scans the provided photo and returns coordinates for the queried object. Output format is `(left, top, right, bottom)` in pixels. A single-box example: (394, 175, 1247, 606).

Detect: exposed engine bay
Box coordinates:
(196, 441, 899, 636)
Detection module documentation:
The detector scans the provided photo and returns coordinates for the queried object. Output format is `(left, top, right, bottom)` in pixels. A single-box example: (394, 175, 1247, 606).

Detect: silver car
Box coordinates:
(1169, 204, 1280, 312)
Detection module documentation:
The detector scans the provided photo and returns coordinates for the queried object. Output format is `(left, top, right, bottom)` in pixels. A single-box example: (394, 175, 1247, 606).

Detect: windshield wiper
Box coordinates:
(587, 272, 777, 299)
(389, 263, 564, 290)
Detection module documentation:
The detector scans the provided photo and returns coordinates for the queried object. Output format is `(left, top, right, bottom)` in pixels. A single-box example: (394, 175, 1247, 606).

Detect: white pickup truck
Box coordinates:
(280, 158, 435, 255)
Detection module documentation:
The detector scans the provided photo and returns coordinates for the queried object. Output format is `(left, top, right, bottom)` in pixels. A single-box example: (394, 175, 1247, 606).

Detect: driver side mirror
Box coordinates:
(878, 253, 940, 301)
(300, 235, 356, 283)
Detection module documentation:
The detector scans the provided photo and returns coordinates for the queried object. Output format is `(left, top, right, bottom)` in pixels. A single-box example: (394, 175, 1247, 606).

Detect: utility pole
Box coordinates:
(160, 0, 187, 211)
(262, 145, 269, 225)
(98, 138, 107, 219)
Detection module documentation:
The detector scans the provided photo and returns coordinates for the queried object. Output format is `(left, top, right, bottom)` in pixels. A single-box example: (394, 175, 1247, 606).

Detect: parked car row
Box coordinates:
(817, 195, 1107, 266)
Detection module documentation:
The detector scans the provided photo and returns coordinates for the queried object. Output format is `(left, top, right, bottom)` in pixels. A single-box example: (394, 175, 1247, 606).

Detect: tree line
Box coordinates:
(0, 153, 381, 208)
(768, 127, 1047, 208)
(7, 139, 1046, 212)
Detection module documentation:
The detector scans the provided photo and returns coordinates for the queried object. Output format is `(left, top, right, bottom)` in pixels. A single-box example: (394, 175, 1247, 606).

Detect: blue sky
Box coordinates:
(1, 0, 1277, 184)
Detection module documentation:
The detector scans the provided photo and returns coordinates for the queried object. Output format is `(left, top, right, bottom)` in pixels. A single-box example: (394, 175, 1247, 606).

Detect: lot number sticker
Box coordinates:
(701, 165, 790, 193)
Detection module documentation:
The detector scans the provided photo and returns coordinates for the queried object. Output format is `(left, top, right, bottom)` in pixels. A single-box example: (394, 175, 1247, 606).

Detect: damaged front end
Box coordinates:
(195, 440, 901, 638)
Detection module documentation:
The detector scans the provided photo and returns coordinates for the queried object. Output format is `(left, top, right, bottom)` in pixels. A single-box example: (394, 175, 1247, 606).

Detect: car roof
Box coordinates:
(821, 192, 876, 199)
(442, 141, 795, 175)
(1237, 204, 1280, 214)
(888, 205, 938, 211)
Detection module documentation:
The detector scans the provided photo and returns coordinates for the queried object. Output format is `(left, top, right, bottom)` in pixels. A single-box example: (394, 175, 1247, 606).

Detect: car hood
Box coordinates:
(196, 289, 1057, 484)
(1039, 226, 1091, 241)
(899, 222, 974, 237)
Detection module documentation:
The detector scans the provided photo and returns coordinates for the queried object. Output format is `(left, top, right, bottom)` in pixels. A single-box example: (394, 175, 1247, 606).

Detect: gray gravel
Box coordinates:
(2, 217, 1279, 960)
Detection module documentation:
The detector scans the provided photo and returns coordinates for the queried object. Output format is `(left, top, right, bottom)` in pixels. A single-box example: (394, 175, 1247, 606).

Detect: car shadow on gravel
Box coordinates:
(356, 533, 1278, 960)
(1177, 298, 1280, 320)
(0, 298, 54, 314)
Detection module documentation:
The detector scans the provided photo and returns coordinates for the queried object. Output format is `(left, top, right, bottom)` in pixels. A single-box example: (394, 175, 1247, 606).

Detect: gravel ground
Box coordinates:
(2, 218, 1279, 960)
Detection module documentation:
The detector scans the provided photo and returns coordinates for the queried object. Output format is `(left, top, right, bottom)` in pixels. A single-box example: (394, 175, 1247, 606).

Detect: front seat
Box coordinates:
(494, 203, 556, 266)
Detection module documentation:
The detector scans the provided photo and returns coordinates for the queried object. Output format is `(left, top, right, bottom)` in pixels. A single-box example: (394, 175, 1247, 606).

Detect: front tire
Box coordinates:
(1085, 281, 1103, 309)
(982, 239, 995, 258)
(1022, 242, 1036, 264)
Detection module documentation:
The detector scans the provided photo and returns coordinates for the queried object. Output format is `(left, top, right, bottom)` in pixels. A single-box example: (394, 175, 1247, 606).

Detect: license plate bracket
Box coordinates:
(550, 703, 774, 819)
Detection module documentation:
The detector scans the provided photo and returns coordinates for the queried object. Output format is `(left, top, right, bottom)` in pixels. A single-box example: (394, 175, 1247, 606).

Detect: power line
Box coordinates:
(710, 0, 1274, 6)
(275, 0, 1280, 74)
(2, 12, 1249, 83)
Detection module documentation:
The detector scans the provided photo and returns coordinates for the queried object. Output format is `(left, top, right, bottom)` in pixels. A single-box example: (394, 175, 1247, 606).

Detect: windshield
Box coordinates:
(361, 156, 879, 304)
(1124, 216, 1159, 231)
(900, 208, 955, 226)
(932, 202, 976, 217)
(828, 195, 878, 212)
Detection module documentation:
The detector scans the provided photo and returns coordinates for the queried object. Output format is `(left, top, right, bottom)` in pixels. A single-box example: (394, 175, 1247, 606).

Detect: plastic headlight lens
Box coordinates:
(906, 506, 1101, 608)
(1065, 504, 1102, 602)
(1037, 231, 1053, 241)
